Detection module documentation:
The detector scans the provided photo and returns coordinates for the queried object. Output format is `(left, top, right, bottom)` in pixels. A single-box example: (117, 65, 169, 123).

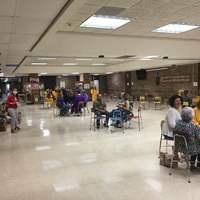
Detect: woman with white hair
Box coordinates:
(174, 107, 200, 169)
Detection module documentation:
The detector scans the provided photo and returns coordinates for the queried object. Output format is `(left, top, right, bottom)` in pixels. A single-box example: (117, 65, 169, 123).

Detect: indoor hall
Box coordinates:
(2, 0, 200, 200)
(0, 103, 189, 200)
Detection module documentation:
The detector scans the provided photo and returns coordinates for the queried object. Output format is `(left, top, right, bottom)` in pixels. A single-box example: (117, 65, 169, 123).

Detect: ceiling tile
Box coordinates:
(0, 17, 12, 33)
(0, 34, 10, 43)
(0, 0, 16, 16)
(10, 34, 38, 46)
(15, 0, 67, 20)
(106, 0, 141, 8)
(13, 17, 51, 34)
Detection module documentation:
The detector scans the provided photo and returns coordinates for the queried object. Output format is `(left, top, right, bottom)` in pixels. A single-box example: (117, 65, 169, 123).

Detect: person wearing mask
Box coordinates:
(93, 94, 109, 128)
(162, 95, 182, 139)
(6, 88, 20, 133)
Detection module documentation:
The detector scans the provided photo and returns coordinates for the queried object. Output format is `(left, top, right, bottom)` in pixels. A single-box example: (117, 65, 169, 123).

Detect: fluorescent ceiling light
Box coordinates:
(32, 62, 47, 65)
(153, 23, 199, 34)
(143, 56, 159, 59)
(72, 72, 79, 75)
(106, 72, 113, 74)
(147, 68, 168, 72)
(80, 15, 131, 29)
(92, 63, 105, 66)
(63, 63, 78, 66)
(76, 58, 93, 61)
(93, 74, 99, 76)
(38, 57, 56, 60)
(39, 72, 48, 75)
(139, 58, 152, 61)
(63, 74, 69, 76)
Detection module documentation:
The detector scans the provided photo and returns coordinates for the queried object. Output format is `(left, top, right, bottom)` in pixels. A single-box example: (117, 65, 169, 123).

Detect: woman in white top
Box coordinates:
(163, 95, 182, 139)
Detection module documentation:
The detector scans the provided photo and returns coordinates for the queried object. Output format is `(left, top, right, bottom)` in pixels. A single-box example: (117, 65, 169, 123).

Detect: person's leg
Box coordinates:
(8, 108, 16, 133)
(95, 111, 100, 128)
(15, 109, 19, 129)
(190, 155, 197, 168)
(103, 111, 109, 127)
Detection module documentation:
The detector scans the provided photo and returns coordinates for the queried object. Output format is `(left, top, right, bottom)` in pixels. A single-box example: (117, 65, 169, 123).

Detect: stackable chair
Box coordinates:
(169, 134, 195, 183)
(131, 106, 143, 131)
(182, 101, 189, 107)
(139, 96, 146, 109)
(89, 108, 106, 131)
(154, 96, 161, 110)
(159, 120, 173, 154)
(109, 109, 125, 134)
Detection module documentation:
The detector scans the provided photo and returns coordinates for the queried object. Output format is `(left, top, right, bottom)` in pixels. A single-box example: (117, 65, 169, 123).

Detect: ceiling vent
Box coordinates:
(95, 6, 125, 16)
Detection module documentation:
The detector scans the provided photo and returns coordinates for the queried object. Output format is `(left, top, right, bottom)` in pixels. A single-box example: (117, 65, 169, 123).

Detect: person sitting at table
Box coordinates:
(71, 90, 85, 114)
(56, 90, 70, 116)
(93, 94, 109, 128)
(174, 107, 200, 169)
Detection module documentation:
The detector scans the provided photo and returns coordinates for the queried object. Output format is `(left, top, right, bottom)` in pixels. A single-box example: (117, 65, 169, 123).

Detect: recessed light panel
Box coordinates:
(92, 63, 105, 66)
(32, 63, 47, 65)
(76, 58, 92, 61)
(63, 63, 78, 66)
(80, 15, 130, 29)
(38, 57, 56, 60)
(153, 23, 199, 33)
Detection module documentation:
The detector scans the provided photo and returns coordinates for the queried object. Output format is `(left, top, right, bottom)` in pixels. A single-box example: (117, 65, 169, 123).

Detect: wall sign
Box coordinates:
(160, 75, 190, 83)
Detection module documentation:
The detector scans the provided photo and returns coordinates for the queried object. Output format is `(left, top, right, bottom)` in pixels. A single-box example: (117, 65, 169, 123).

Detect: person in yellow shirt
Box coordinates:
(193, 100, 200, 125)
(90, 87, 98, 102)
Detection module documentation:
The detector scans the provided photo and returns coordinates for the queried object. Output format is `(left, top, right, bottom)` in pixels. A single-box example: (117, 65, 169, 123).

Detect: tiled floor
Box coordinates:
(1, 103, 200, 200)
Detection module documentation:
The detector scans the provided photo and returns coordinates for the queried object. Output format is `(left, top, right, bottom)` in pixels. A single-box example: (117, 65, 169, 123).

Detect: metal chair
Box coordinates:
(109, 109, 125, 134)
(159, 120, 174, 155)
(139, 96, 146, 109)
(169, 134, 196, 183)
(89, 108, 106, 131)
(132, 106, 143, 131)
(154, 96, 161, 110)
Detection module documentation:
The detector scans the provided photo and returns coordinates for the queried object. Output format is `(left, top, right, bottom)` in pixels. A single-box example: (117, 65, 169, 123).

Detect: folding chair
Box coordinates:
(139, 96, 146, 109)
(169, 134, 196, 183)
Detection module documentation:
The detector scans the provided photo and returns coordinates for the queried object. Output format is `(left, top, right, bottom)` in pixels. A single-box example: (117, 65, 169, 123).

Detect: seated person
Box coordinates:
(71, 91, 85, 114)
(56, 91, 70, 116)
(162, 95, 182, 140)
(93, 94, 109, 128)
(174, 107, 200, 169)
(193, 99, 200, 125)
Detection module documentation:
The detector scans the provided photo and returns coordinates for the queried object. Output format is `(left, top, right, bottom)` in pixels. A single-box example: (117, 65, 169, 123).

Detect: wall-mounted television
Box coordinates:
(136, 69, 147, 80)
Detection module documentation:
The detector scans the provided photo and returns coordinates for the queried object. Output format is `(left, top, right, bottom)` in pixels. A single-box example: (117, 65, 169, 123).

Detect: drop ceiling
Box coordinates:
(1, 0, 200, 75)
